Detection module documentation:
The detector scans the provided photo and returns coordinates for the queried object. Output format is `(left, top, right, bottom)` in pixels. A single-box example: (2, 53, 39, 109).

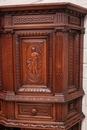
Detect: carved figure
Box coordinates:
(27, 47, 38, 75)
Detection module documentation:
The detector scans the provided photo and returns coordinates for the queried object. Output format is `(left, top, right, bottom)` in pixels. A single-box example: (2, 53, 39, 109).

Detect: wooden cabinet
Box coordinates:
(0, 2, 86, 130)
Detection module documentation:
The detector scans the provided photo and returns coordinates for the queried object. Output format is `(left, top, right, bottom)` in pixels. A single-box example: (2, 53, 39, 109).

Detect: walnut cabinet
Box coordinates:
(0, 2, 86, 130)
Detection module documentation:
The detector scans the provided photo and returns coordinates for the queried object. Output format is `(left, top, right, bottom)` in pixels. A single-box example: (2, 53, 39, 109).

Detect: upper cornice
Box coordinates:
(0, 2, 86, 17)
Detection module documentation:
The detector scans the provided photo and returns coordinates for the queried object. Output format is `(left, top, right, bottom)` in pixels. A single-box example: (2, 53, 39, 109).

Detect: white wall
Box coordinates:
(0, 0, 87, 6)
(0, 0, 87, 130)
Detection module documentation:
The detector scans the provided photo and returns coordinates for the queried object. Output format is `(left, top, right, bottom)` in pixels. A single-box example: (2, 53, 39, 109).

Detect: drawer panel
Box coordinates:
(15, 102, 55, 121)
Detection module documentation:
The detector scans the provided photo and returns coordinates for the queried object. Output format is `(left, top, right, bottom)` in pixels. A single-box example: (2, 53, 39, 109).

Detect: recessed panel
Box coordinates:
(22, 39, 46, 86)
(15, 30, 53, 93)
(15, 102, 54, 121)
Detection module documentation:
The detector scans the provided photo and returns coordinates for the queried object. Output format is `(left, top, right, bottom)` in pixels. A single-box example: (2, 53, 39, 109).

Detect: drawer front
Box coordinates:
(15, 102, 55, 121)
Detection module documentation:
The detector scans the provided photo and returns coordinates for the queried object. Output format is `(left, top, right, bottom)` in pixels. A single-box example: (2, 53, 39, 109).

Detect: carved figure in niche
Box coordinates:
(26, 44, 43, 83)
(27, 47, 39, 75)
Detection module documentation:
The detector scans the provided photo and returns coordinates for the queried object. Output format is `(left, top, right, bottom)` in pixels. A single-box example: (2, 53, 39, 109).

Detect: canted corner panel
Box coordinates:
(7, 34, 13, 90)
(15, 102, 54, 121)
(55, 32, 63, 93)
(68, 32, 80, 93)
(2, 34, 13, 91)
(67, 100, 78, 119)
(15, 30, 53, 94)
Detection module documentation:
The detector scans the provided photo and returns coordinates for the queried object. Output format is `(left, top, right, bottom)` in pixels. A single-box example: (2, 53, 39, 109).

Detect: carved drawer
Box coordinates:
(15, 102, 55, 121)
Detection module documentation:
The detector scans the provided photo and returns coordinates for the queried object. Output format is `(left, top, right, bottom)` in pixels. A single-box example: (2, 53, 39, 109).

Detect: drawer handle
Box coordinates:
(31, 108, 37, 115)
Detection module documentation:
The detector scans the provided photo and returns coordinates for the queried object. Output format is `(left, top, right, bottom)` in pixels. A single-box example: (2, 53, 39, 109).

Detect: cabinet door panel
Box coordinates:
(22, 39, 46, 86)
(14, 30, 53, 94)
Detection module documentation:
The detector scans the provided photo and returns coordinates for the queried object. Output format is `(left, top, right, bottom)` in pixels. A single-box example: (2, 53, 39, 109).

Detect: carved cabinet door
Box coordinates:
(13, 30, 54, 95)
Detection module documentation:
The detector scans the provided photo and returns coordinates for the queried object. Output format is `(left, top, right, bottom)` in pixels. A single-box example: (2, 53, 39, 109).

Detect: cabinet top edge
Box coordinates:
(0, 2, 86, 15)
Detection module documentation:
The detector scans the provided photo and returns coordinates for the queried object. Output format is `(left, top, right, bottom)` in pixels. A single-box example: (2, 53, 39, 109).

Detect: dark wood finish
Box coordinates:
(0, 2, 86, 130)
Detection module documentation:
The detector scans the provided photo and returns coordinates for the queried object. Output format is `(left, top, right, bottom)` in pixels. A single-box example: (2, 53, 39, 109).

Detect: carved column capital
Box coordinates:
(3, 29, 14, 34)
(54, 27, 69, 33)
(61, 28, 69, 33)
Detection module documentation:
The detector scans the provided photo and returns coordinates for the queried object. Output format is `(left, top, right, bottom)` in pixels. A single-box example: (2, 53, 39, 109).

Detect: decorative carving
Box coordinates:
(18, 87, 51, 93)
(15, 35, 21, 89)
(75, 33, 79, 88)
(26, 45, 42, 83)
(65, 9, 85, 17)
(5, 15, 11, 26)
(56, 35, 63, 76)
(57, 13, 64, 23)
(16, 31, 50, 37)
(68, 16, 80, 26)
(65, 90, 84, 102)
(0, 90, 84, 103)
(7, 34, 13, 90)
(69, 102, 74, 110)
(0, 113, 84, 129)
(13, 15, 54, 25)
(48, 33, 53, 88)
(0, 3, 85, 130)
(15, 30, 53, 91)
(68, 31, 80, 91)
(4, 29, 14, 34)
(3, 8, 85, 19)
(69, 35, 74, 85)
(65, 113, 84, 129)
(68, 100, 78, 118)
(31, 108, 37, 115)
(0, 119, 65, 129)
(16, 103, 52, 119)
